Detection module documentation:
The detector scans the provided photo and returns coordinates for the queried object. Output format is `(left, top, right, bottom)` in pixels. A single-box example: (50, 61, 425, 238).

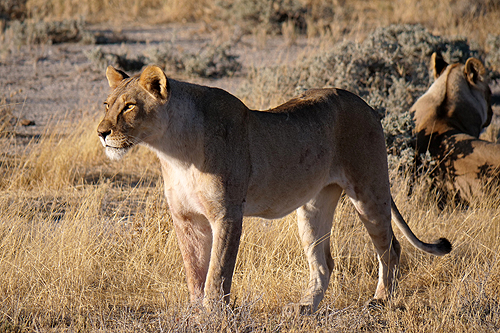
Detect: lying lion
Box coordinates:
(412, 53, 500, 205)
(97, 65, 451, 314)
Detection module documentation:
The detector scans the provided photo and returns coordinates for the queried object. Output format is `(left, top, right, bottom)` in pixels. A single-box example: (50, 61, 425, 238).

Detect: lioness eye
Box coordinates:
(103, 102, 109, 111)
(123, 104, 135, 113)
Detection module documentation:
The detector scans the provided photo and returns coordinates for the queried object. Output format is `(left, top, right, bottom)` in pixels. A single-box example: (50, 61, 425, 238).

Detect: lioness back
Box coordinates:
(245, 88, 387, 219)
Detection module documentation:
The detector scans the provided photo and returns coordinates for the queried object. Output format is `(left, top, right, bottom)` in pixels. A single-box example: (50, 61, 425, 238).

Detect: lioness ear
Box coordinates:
(464, 57, 486, 85)
(139, 65, 169, 100)
(106, 66, 129, 89)
(431, 52, 448, 79)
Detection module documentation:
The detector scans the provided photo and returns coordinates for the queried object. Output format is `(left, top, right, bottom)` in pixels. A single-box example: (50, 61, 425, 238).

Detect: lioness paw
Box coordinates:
(283, 303, 315, 317)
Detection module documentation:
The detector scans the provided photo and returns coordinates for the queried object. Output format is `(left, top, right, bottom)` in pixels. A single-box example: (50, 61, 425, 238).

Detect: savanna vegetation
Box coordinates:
(1, 0, 500, 331)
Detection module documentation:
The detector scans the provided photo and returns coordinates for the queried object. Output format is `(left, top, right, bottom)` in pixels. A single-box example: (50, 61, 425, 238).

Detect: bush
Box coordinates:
(0, 0, 27, 20)
(215, 0, 308, 34)
(88, 39, 242, 78)
(486, 34, 500, 78)
(144, 41, 184, 73)
(182, 41, 241, 78)
(5, 18, 95, 45)
(86, 47, 146, 73)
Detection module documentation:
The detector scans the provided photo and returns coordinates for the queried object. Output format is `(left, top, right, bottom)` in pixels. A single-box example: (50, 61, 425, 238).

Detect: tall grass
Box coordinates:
(0, 0, 499, 330)
(0, 107, 499, 331)
(14, 0, 500, 45)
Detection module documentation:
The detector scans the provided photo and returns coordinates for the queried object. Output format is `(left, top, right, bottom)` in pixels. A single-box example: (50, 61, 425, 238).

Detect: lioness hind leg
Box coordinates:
(350, 196, 401, 301)
(292, 184, 343, 314)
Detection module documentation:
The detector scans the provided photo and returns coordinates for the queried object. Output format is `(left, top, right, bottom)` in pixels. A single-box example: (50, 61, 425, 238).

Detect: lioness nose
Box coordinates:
(98, 128, 111, 140)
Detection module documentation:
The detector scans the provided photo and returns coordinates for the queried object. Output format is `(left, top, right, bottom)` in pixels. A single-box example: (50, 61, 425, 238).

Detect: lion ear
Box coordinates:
(431, 52, 448, 79)
(139, 65, 169, 100)
(106, 66, 129, 89)
(464, 57, 486, 85)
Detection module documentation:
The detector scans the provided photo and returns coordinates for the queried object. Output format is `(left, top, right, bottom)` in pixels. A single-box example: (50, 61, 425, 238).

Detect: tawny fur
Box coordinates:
(412, 53, 500, 204)
(98, 65, 451, 314)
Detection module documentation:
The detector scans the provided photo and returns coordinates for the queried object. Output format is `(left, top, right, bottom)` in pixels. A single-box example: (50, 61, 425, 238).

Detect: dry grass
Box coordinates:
(1, 1, 500, 330)
(16, 0, 500, 46)
(0, 103, 500, 331)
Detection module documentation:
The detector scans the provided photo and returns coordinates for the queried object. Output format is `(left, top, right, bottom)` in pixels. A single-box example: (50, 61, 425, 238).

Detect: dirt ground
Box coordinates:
(1, 23, 499, 150)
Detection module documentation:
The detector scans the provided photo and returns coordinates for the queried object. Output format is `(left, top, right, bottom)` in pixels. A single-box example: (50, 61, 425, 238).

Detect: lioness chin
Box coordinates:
(97, 65, 451, 314)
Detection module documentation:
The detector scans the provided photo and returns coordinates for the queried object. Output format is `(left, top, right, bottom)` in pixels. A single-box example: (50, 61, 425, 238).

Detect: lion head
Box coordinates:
(97, 65, 169, 160)
(411, 53, 492, 155)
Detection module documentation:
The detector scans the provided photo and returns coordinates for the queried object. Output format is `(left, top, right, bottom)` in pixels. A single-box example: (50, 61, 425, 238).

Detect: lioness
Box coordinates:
(412, 53, 500, 204)
(97, 65, 451, 313)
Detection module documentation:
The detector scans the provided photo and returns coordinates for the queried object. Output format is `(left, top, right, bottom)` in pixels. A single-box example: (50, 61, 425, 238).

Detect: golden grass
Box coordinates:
(21, 0, 500, 47)
(24, 0, 212, 24)
(2, 0, 500, 329)
(0, 105, 499, 331)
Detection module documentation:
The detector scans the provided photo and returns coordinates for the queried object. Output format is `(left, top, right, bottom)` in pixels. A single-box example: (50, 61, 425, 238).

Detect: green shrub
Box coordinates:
(181, 42, 241, 78)
(0, 0, 27, 20)
(144, 41, 184, 73)
(5, 18, 95, 45)
(486, 34, 500, 78)
(85, 47, 146, 73)
(87, 39, 242, 78)
(215, 0, 308, 34)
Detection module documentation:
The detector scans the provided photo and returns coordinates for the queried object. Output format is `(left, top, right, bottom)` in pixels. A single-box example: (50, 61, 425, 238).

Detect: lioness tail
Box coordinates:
(391, 198, 452, 256)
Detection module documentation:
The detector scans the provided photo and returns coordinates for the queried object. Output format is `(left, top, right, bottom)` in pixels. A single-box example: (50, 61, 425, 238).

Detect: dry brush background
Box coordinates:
(1, 0, 500, 331)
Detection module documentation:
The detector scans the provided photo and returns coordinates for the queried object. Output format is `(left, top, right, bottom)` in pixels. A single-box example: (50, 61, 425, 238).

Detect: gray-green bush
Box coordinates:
(86, 47, 146, 72)
(0, 0, 27, 20)
(87, 40, 242, 78)
(5, 18, 95, 45)
(181, 41, 241, 78)
(215, 0, 309, 34)
(486, 34, 500, 76)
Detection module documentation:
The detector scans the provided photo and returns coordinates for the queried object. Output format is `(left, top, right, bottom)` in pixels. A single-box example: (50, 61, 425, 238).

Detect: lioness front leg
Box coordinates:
(169, 209, 213, 303)
(203, 205, 244, 307)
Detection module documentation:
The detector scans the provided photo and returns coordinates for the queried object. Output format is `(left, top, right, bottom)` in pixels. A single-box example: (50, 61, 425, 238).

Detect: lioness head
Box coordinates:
(97, 65, 169, 160)
(412, 53, 492, 153)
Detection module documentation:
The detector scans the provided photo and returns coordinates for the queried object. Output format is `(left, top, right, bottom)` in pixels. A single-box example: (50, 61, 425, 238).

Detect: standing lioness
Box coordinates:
(97, 65, 451, 313)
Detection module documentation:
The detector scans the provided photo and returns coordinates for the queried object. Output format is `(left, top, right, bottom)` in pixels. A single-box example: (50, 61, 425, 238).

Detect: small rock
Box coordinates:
(19, 118, 35, 126)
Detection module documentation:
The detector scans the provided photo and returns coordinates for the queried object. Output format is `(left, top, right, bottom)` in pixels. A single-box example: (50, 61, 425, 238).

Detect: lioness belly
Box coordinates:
(242, 163, 340, 219)
(244, 115, 339, 218)
(243, 184, 325, 219)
